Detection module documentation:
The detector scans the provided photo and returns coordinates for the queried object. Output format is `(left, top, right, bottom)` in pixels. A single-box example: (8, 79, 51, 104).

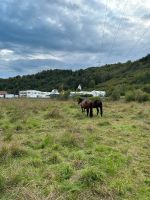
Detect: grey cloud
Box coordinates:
(0, 0, 111, 53)
(0, 0, 149, 77)
(142, 14, 150, 20)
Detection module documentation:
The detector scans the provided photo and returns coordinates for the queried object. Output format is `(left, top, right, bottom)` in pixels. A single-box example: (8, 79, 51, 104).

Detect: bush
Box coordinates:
(125, 90, 149, 102)
(125, 91, 135, 102)
(111, 89, 120, 101)
(89, 96, 102, 101)
(143, 84, 150, 93)
(135, 90, 149, 102)
(58, 90, 71, 100)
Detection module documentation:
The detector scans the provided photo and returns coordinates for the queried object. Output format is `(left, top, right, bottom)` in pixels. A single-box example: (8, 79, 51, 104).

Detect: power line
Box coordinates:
(125, 27, 150, 60)
(96, 0, 110, 66)
(107, 0, 147, 63)
(120, 0, 150, 60)
(100, 0, 110, 50)
(107, 0, 129, 59)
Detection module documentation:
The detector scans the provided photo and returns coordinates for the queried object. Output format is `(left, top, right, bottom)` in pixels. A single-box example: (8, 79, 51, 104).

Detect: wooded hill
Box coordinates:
(0, 54, 150, 95)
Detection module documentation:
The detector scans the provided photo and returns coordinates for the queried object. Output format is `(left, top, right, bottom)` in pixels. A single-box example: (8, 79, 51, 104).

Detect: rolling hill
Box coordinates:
(0, 54, 150, 95)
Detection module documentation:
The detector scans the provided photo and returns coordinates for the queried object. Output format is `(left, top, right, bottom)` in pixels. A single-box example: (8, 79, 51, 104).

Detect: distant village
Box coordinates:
(0, 85, 106, 99)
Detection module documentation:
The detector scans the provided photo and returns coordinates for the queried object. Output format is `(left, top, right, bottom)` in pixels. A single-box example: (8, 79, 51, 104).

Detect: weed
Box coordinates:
(44, 109, 63, 119)
(79, 167, 105, 187)
(15, 125, 23, 131)
(55, 163, 74, 181)
(60, 133, 84, 148)
(40, 135, 54, 149)
(46, 152, 62, 164)
(10, 143, 28, 158)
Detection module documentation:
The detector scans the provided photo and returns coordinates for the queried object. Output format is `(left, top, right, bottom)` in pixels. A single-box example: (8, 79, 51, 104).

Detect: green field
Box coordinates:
(0, 99, 149, 200)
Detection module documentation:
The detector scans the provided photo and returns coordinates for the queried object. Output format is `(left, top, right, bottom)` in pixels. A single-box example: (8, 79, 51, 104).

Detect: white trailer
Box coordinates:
(5, 94, 15, 98)
(70, 90, 106, 97)
(19, 90, 59, 98)
(19, 90, 42, 98)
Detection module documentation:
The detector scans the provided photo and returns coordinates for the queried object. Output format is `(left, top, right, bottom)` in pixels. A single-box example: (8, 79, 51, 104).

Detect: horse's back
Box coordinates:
(93, 99, 102, 107)
(81, 99, 92, 108)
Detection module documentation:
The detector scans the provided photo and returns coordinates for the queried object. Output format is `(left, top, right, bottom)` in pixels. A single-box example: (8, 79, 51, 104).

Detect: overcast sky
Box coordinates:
(0, 0, 150, 78)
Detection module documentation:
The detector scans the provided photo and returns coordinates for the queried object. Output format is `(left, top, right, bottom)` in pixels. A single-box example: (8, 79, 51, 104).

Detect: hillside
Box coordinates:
(0, 54, 150, 95)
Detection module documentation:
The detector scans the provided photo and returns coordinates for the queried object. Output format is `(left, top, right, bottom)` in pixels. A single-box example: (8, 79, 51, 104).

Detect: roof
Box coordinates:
(0, 91, 7, 95)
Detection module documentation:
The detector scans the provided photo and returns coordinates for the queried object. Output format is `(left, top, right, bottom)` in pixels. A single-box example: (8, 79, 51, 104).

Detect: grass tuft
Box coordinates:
(44, 109, 63, 119)
(55, 163, 74, 181)
(0, 142, 28, 162)
(79, 167, 105, 187)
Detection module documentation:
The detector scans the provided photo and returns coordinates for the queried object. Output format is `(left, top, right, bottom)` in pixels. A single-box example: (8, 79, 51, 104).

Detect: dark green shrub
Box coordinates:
(58, 90, 71, 100)
(135, 90, 149, 102)
(143, 84, 150, 93)
(125, 91, 135, 102)
(111, 89, 120, 101)
(89, 96, 102, 101)
(125, 90, 149, 102)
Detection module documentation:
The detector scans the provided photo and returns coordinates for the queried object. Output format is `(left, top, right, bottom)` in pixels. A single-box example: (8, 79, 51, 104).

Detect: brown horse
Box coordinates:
(78, 97, 103, 117)
(92, 99, 103, 117)
(78, 98, 93, 117)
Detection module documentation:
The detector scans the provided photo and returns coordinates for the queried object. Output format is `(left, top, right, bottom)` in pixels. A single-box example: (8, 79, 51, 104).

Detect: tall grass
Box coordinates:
(0, 99, 149, 200)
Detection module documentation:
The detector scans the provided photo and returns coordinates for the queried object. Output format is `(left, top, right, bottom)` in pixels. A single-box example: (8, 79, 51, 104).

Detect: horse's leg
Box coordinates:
(87, 108, 89, 116)
(96, 107, 99, 115)
(81, 106, 85, 113)
(89, 107, 93, 118)
(100, 103, 103, 117)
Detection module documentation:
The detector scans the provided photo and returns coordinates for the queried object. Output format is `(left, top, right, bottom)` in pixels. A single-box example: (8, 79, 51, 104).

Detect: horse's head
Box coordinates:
(77, 97, 83, 104)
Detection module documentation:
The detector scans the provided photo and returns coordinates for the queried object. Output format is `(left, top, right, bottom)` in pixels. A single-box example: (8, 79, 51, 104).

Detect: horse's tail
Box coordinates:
(89, 106, 93, 118)
(100, 102, 103, 117)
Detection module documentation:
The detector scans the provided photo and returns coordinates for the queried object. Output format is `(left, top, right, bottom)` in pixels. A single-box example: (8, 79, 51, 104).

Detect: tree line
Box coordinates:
(0, 54, 150, 96)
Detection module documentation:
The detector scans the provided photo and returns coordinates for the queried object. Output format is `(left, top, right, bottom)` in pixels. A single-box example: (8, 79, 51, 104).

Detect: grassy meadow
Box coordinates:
(0, 99, 149, 200)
